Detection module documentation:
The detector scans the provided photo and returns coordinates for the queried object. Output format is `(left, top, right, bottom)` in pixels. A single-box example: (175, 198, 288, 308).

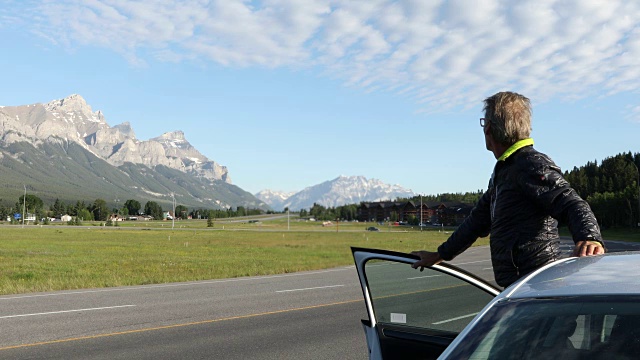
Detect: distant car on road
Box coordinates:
(366, 227, 380, 232)
(352, 248, 640, 359)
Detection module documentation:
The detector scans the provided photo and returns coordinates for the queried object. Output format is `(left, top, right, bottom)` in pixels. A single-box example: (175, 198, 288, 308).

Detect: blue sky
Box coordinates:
(1, 0, 639, 196)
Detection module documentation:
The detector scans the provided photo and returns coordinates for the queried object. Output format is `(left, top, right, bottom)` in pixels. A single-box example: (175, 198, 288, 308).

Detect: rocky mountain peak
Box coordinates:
(45, 94, 91, 113)
(156, 131, 186, 141)
(113, 122, 135, 138)
(2, 95, 231, 185)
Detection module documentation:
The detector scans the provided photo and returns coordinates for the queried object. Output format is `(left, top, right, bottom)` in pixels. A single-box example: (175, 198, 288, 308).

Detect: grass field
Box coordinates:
(3, 216, 636, 296)
(0, 218, 474, 295)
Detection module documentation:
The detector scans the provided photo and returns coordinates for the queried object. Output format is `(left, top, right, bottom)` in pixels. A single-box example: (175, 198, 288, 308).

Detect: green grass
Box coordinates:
(0, 222, 475, 295)
(3, 219, 635, 296)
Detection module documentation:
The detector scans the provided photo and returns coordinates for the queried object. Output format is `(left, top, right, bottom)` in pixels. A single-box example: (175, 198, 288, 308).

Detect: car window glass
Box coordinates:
(364, 259, 495, 334)
(445, 298, 640, 360)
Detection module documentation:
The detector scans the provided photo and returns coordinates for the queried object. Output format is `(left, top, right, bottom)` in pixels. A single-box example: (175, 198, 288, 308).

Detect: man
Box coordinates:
(412, 91, 605, 288)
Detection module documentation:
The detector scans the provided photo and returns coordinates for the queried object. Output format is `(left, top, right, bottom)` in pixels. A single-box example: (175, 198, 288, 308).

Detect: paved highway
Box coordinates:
(0, 239, 636, 359)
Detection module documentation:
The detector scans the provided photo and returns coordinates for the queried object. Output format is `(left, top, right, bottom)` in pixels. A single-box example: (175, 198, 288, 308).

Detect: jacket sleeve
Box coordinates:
(438, 190, 492, 261)
(518, 158, 603, 245)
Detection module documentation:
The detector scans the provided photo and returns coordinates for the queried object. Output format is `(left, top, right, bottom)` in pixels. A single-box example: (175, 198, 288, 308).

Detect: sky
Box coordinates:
(0, 0, 639, 196)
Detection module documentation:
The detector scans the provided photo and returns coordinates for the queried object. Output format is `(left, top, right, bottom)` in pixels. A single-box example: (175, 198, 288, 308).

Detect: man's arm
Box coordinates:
(520, 160, 605, 256)
(412, 190, 492, 270)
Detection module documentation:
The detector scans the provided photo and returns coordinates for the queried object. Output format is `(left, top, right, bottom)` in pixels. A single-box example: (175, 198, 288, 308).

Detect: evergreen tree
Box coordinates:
(207, 210, 214, 227)
(91, 199, 109, 221)
(124, 199, 141, 216)
(144, 201, 163, 220)
(175, 205, 188, 219)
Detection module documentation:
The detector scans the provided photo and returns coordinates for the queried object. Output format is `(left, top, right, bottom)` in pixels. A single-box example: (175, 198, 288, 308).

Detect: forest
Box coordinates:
(563, 151, 639, 229)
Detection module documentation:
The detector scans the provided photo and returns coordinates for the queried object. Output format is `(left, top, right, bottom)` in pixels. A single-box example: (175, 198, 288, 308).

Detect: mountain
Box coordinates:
(254, 189, 296, 211)
(256, 176, 415, 211)
(0, 95, 269, 211)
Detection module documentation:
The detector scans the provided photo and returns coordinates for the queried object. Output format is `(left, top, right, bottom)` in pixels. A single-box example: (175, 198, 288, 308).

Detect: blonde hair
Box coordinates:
(483, 91, 532, 145)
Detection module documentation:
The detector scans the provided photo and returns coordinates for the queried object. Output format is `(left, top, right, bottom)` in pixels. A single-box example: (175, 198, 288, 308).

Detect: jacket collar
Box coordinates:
(497, 138, 534, 161)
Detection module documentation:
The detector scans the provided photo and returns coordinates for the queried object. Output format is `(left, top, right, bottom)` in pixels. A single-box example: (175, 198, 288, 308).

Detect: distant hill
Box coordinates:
(256, 175, 415, 211)
(0, 95, 269, 211)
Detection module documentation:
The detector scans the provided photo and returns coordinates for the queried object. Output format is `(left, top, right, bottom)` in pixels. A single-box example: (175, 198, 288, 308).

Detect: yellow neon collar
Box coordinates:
(498, 138, 534, 161)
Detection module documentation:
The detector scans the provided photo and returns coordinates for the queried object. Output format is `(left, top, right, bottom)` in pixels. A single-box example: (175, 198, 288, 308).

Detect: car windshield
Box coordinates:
(445, 296, 640, 360)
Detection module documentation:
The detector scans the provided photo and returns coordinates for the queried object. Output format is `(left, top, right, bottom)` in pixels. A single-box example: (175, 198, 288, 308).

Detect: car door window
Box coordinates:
(365, 259, 496, 334)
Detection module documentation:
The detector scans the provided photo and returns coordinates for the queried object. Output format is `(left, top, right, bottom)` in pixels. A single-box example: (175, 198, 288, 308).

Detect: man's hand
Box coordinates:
(410, 250, 443, 271)
(573, 240, 606, 257)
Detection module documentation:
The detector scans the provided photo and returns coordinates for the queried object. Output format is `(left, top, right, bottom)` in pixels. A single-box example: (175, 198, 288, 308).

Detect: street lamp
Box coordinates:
(420, 194, 423, 231)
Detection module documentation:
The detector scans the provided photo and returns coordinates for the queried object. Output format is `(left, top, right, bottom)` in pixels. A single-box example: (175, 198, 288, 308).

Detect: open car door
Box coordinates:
(352, 247, 501, 360)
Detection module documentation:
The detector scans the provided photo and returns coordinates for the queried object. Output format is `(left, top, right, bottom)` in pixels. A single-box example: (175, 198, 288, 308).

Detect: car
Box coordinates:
(366, 227, 380, 232)
(351, 247, 640, 360)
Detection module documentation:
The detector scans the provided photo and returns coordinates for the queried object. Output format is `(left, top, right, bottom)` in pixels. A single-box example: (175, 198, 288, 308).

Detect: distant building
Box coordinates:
(357, 201, 473, 226)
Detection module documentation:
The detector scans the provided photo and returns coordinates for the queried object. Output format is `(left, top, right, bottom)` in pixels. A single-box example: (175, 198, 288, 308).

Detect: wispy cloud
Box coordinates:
(14, 0, 640, 113)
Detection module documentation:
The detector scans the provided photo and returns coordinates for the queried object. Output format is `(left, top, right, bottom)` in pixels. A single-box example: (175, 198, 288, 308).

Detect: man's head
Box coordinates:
(482, 91, 532, 150)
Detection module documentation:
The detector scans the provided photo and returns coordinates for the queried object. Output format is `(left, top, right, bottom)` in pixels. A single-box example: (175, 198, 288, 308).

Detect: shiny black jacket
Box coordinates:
(438, 145, 603, 287)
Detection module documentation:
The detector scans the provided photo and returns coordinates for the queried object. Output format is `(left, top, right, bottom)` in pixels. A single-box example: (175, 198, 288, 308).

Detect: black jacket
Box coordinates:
(438, 145, 603, 287)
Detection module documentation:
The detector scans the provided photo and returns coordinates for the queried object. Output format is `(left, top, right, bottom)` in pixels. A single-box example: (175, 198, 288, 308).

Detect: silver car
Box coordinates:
(352, 248, 640, 359)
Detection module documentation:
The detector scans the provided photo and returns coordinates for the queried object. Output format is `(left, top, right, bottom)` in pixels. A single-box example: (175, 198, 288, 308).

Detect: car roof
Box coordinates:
(502, 251, 640, 299)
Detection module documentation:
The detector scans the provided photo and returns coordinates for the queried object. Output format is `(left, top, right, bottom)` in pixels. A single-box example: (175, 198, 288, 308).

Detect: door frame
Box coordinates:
(351, 247, 501, 359)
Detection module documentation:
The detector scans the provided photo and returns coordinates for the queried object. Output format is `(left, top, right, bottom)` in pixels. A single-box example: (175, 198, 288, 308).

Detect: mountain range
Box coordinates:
(255, 175, 415, 211)
(0, 94, 265, 211)
(0, 95, 414, 212)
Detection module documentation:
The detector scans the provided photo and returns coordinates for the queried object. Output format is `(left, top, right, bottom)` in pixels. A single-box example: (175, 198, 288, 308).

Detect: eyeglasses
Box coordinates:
(480, 118, 488, 127)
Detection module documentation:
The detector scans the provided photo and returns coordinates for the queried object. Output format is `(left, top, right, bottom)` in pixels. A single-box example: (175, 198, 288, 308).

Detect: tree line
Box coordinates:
(0, 196, 269, 225)
(298, 192, 485, 223)
(563, 151, 640, 229)
(2, 151, 636, 229)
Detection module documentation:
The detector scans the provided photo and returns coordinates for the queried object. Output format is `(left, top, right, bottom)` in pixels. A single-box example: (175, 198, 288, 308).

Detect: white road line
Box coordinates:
(0, 305, 136, 319)
(276, 285, 344, 293)
(432, 312, 478, 325)
(407, 275, 442, 280)
(0, 267, 354, 301)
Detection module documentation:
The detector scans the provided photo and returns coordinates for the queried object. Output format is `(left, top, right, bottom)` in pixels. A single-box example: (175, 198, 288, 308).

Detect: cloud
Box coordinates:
(16, 0, 640, 114)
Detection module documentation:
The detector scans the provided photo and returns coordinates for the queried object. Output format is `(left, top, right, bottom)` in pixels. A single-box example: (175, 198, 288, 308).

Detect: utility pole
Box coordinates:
(22, 185, 26, 228)
(171, 193, 176, 229)
(420, 194, 423, 231)
(632, 161, 640, 228)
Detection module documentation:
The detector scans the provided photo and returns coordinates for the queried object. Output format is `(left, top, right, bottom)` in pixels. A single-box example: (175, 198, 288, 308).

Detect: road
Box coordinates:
(0, 239, 636, 359)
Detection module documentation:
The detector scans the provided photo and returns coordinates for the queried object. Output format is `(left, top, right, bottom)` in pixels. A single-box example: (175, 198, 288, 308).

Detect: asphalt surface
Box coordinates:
(0, 238, 636, 359)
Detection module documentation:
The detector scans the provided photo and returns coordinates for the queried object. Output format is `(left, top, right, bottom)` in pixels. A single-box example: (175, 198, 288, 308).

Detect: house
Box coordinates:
(60, 214, 73, 222)
(357, 200, 472, 225)
(108, 214, 124, 222)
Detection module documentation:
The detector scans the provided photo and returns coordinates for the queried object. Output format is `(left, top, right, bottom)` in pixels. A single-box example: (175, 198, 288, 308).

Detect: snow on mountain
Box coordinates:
(254, 189, 296, 211)
(0, 94, 230, 183)
(258, 176, 415, 211)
